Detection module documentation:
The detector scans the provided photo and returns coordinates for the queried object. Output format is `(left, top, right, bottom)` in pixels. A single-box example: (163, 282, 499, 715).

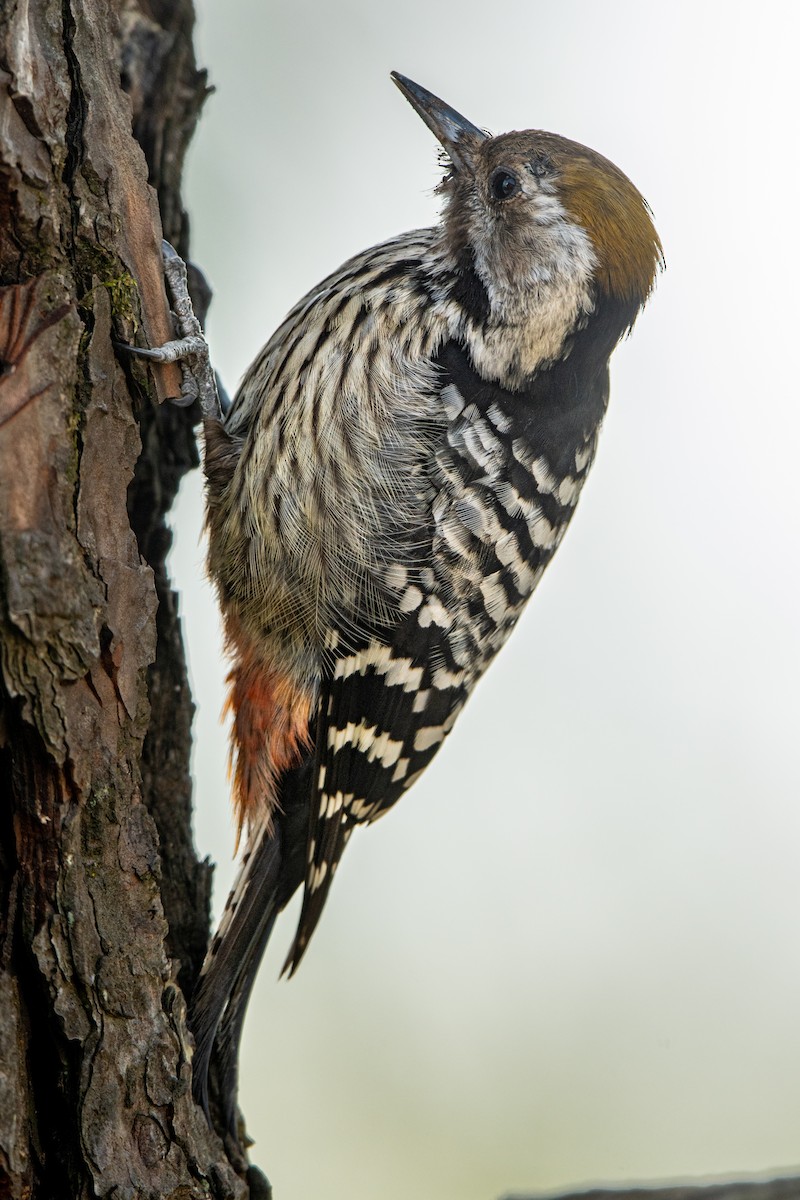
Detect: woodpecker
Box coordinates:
(135, 73, 661, 1138)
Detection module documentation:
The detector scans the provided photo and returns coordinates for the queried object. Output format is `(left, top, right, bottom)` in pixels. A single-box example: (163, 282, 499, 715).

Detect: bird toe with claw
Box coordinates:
(117, 240, 223, 417)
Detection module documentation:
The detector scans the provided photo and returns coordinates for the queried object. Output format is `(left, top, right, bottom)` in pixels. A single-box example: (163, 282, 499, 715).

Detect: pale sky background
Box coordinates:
(169, 2, 800, 1197)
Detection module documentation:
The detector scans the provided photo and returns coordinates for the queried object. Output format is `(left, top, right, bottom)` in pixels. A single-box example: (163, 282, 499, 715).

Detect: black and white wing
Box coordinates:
(283, 335, 607, 972)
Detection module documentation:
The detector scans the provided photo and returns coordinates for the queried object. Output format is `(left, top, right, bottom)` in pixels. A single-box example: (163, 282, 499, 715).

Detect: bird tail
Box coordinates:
(189, 819, 282, 1129)
(189, 756, 313, 1135)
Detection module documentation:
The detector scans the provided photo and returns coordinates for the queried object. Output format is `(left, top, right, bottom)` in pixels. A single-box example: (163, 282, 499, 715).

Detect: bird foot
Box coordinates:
(117, 240, 224, 420)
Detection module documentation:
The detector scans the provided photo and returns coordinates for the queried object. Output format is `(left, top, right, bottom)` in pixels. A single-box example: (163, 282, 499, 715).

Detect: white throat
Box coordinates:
(457, 192, 597, 390)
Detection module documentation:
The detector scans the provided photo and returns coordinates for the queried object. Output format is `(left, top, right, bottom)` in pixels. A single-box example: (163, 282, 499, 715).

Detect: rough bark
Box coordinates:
(0, 1, 242, 1196)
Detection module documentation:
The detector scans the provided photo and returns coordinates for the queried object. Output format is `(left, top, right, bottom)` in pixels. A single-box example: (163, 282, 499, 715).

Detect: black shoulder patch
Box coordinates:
(446, 248, 492, 326)
(434, 305, 614, 477)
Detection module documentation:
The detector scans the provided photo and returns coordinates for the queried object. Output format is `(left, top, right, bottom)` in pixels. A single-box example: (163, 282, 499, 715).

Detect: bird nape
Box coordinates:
(128, 72, 662, 1150)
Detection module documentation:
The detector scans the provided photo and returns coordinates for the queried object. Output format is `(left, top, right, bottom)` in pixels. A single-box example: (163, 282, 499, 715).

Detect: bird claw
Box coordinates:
(117, 240, 223, 420)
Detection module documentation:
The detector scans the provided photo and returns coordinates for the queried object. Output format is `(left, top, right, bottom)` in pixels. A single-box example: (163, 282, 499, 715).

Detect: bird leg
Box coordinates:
(118, 240, 226, 420)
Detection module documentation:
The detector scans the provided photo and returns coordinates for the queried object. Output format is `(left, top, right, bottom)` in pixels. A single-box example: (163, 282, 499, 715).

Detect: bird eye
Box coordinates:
(490, 168, 520, 201)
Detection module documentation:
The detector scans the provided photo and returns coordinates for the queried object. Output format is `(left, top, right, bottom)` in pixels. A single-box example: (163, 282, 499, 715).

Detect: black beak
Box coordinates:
(391, 72, 487, 171)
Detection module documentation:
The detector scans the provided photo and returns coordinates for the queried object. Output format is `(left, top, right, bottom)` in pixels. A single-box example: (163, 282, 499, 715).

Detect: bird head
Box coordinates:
(392, 73, 662, 329)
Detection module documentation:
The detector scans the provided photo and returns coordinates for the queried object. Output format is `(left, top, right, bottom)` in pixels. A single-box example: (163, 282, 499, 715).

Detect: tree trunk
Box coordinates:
(0, 1, 244, 1196)
(0, 3, 797, 1200)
